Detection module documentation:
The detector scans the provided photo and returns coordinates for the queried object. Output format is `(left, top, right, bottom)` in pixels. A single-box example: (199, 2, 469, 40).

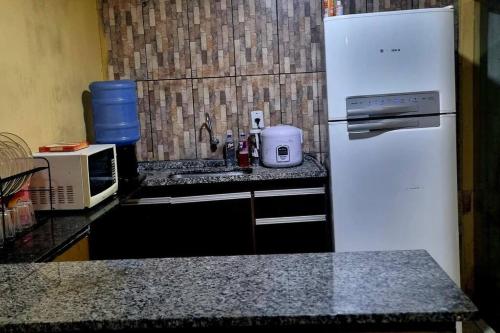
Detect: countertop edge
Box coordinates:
(2, 311, 479, 333)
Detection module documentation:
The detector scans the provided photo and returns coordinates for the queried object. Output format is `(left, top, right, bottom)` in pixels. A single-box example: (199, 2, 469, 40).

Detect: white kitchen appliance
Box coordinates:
(324, 8, 460, 283)
(260, 125, 303, 168)
(30, 144, 118, 210)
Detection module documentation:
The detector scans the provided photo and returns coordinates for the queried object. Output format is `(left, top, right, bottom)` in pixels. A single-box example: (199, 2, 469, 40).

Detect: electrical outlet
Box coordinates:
(251, 111, 264, 129)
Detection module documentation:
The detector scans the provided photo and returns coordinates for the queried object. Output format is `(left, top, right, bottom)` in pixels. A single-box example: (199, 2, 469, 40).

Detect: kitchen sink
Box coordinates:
(169, 169, 252, 179)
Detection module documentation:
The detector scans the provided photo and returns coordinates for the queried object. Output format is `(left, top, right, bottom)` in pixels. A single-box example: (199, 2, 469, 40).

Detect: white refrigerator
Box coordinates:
(324, 8, 460, 284)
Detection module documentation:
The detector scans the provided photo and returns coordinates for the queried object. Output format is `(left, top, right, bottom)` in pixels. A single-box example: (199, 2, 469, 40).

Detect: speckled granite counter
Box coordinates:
(0, 197, 119, 264)
(0, 250, 477, 332)
(139, 154, 327, 187)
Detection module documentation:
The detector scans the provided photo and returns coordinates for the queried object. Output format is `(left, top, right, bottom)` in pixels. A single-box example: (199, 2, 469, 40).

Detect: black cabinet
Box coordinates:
(168, 192, 254, 256)
(90, 178, 330, 260)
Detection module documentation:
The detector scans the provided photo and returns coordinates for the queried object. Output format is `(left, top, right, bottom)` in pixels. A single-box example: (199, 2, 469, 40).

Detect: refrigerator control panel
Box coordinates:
(345, 91, 440, 119)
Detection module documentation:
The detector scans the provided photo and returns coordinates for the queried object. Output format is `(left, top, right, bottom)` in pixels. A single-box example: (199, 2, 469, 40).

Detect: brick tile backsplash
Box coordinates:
(193, 77, 238, 159)
(143, 0, 191, 79)
(102, 0, 147, 80)
(188, 0, 235, 78)
(149, 79, 196, 160)
(413, 0, 454, 8)
(236, 75, 281, 134)
(233, 0, 279, 75)
(366, 0, 412, 11)
(316, 72, 328, 163)
(136, 81, 153, 160)
(280, 73, 321, 157)
(277, 0, 324, 73)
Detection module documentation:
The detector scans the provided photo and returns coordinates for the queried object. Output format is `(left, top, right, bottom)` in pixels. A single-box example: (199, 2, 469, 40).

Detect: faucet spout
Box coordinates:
(199, 113, 219, 152)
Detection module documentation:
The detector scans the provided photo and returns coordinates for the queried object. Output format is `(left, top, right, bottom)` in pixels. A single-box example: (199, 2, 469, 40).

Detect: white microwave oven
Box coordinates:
(30, 144, 118, 210)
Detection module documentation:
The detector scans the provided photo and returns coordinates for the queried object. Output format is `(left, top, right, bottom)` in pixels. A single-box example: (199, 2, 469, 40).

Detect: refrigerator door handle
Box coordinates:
(347, 105, 418, 118)
(347, 119, 419, 133)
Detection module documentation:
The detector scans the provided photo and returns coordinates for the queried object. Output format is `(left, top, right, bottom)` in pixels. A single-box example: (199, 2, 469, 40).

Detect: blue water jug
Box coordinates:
(89, 80, 140, 146)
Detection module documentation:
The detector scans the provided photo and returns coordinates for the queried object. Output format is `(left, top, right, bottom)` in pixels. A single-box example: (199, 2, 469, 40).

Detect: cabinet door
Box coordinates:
(169, 192, 254, 257)
(90, 197, 172, 260)
(255, 219, 329, 255)
(254, 187, 327, 218)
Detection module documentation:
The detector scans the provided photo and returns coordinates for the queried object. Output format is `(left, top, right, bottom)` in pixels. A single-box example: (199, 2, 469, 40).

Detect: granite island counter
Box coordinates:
(0, 250, 477, 332)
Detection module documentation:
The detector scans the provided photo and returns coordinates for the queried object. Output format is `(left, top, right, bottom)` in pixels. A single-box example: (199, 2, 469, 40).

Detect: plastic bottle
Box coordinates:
(223, 130, 236, 167)
(328, 0, 336, 16)
(248, 132, 260, 166)
(237, 131, 250, 168)
(323, 0, 329, 18)
(336, 1, 343, 15)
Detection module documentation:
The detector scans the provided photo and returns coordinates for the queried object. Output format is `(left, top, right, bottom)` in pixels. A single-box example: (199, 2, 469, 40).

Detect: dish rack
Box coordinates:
(0, 157, 53, 246)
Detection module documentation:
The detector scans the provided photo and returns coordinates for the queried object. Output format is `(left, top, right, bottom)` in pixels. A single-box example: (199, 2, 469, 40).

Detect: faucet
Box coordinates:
(199, 112, 219, 152)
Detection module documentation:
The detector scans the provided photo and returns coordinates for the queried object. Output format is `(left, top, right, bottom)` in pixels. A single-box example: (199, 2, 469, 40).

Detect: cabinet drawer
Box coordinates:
(255, 221, 329, 254)
(254, 187, 326, 218)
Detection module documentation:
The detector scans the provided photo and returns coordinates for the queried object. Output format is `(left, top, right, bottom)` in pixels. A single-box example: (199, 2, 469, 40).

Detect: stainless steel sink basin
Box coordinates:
(169, 170, 250, 179)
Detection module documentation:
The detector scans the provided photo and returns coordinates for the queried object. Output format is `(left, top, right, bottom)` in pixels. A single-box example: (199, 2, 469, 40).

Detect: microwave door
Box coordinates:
(88, 147, 117, 198)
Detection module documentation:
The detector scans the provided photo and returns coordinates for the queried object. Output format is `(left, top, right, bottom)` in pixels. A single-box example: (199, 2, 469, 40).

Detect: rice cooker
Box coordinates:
(260, 125, 303, 168)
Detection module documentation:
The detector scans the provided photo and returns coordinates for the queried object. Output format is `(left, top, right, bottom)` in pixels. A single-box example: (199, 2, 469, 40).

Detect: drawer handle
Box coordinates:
(171, 192, 251, 204)
(256, 214, 326, 225)
(254, 187, 325, 198)
(122, 197, 171, 205)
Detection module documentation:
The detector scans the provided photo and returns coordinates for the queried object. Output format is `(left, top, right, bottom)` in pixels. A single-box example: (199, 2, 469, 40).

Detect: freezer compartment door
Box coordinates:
(324, 8, 455, 121)
(329, 114, 459, 283)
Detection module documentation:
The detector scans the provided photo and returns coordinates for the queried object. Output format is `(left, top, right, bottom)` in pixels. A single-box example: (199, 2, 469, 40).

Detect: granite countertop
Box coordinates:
(138, 154, 327, 186)
(0, 197, 119, 264)
(0, 250, 477, 332)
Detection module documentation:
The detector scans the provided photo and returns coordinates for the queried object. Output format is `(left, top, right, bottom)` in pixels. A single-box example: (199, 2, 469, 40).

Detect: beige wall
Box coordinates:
(0, 0, 104, 151)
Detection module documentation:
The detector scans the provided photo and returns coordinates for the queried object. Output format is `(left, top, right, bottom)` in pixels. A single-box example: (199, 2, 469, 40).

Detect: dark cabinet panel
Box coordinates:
(90, 201, 171, 260)
(254, 189, 326, 218)
(256, 221, 330, 254)
(91, 193, 253, 259)
(169, 196, 254, 256)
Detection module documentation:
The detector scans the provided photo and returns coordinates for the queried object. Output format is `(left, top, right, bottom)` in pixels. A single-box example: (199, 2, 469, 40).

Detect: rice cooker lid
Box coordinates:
(261, 125, 301, 138)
